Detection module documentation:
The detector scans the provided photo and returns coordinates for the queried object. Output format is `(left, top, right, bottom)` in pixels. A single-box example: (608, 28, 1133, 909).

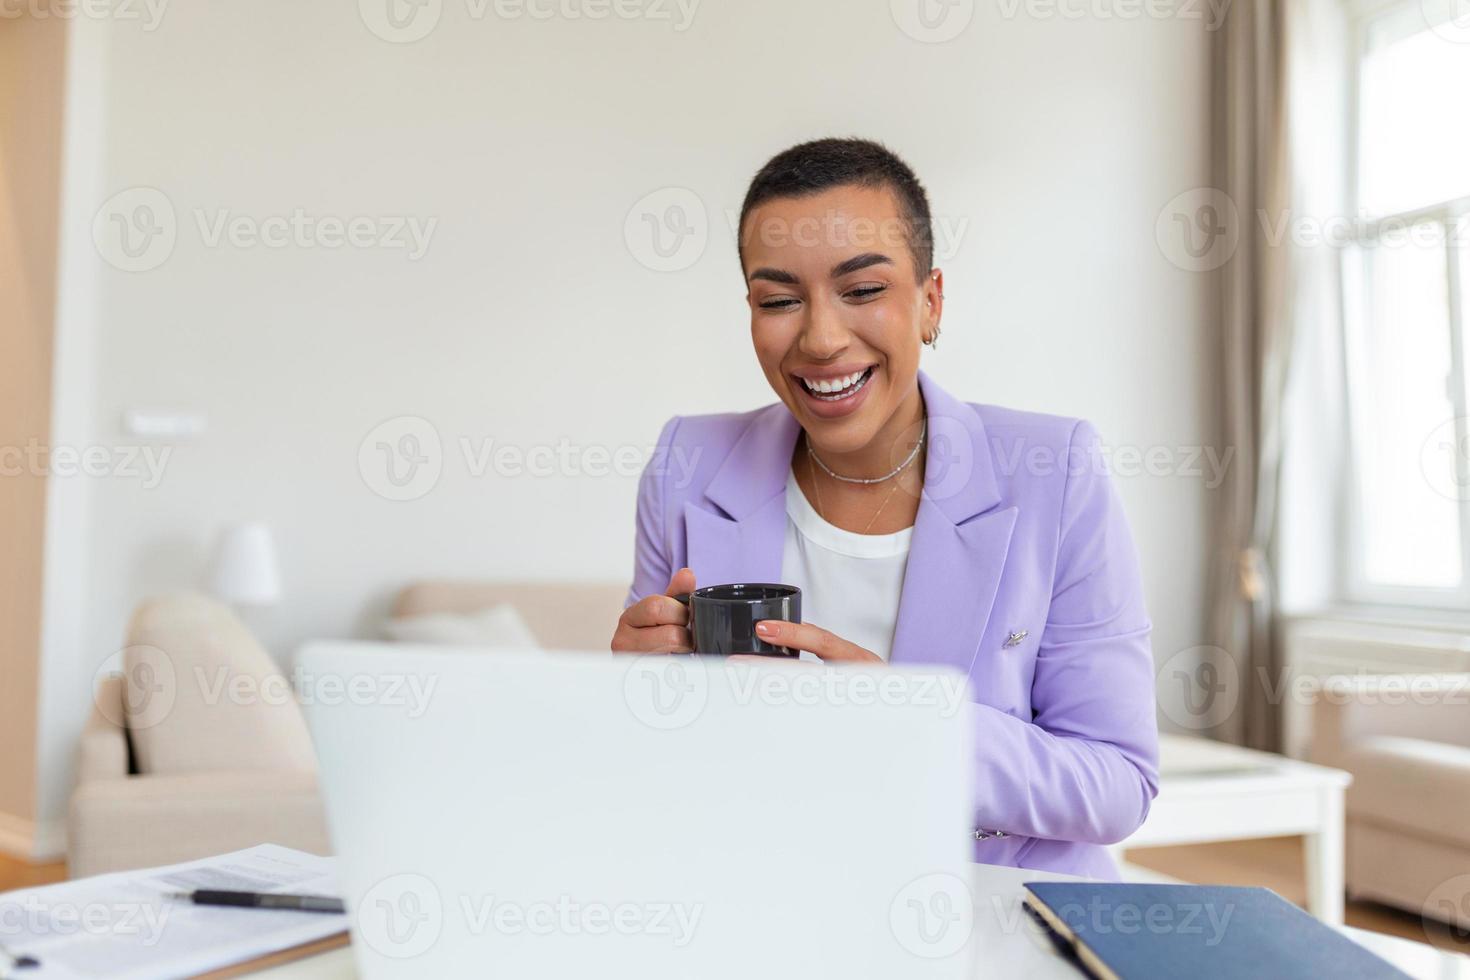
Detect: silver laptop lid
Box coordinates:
(300, 644, 973, 980)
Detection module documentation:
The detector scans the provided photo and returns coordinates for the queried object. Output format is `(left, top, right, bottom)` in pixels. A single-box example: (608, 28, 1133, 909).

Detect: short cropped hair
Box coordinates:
(737, 137, 934, 281)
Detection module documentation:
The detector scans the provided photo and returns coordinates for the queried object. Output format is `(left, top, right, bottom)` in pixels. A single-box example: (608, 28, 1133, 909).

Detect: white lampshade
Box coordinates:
(207, 521, 283, 605)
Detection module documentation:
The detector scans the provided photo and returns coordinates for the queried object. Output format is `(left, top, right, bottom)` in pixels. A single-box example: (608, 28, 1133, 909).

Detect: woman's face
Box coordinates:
(741, 184, 942, 458)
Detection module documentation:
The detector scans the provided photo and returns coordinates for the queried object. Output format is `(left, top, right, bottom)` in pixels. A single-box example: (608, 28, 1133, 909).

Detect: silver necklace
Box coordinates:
(806, 420, 926, 485)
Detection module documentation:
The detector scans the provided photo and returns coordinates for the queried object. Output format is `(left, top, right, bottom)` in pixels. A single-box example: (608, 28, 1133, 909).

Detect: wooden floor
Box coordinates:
(3, 839, 1462, 954)
(0, 851, 66, 890)
(1127, 835, 1467, 951)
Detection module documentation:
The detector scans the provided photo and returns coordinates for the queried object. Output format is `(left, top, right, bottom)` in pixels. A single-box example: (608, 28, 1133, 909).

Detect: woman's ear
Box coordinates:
(923, 268, 945, 346)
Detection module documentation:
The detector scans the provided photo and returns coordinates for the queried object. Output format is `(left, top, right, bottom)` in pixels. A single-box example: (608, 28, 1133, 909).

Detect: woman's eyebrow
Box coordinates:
(748, 252, 894, 285)
(830, 252, 893, 278)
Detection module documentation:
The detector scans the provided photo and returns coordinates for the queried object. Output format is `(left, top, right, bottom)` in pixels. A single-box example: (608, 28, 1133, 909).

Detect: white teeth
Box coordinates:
(803, 370, 866, 394)
(800, 368, 873, 401)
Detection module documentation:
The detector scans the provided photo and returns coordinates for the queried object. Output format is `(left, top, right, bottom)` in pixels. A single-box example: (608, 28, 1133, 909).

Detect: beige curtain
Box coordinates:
(1207, 0, 1348, 750)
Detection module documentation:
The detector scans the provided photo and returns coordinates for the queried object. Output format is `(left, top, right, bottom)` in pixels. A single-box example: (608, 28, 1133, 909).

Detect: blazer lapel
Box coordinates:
(890, 504, 1017, 674)
(684, 496, 787, 587)
(889, 373, 1017, 676)
(684, 404, 798, 587)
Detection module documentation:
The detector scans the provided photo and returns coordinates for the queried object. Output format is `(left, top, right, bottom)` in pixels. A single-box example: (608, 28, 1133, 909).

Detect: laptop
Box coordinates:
(298, 643, 974, 979)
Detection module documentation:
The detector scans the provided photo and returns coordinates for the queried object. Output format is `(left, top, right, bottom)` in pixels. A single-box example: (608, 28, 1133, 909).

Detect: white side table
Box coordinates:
(1118, 734, 1353, 923)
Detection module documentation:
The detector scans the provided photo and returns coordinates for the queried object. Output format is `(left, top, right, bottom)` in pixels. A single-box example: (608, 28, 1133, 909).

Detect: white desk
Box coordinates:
(1119, 734, 1353, 924)
(246, 863, 1467, 980)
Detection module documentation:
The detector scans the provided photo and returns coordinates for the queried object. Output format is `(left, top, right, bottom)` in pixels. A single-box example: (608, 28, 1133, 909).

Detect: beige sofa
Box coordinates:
(69, 594, 329, 878)
(391, 580, 626, 650)
(69, 583, 624, 876)
(1310, 672, 1470, 929)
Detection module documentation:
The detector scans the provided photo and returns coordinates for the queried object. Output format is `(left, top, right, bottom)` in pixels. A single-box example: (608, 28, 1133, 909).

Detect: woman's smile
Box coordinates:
(790, 364, 878, 419)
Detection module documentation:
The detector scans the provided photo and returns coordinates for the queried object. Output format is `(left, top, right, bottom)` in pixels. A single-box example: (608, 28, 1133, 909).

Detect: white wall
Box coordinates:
(38, 0, 1218, 830)
(32, 12, 107, 859)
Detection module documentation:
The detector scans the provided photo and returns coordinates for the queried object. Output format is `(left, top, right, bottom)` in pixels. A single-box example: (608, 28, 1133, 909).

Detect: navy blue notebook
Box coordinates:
(1023, 883, 1413, 980)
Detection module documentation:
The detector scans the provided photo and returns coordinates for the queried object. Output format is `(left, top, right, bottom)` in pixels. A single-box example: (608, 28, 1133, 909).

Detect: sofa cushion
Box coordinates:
(1341, 735, 1470, 847)
(383, 604, 539, 648)
(392, 581, 626, 650)
(123, 593, 316, 776)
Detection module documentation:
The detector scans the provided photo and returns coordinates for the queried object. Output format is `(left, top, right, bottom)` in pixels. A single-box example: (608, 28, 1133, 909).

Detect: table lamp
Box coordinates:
(207, 521, 282, 606)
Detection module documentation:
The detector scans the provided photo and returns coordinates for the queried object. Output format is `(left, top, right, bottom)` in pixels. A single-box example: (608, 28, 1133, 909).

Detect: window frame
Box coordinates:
(1337, 0, 1470, 611)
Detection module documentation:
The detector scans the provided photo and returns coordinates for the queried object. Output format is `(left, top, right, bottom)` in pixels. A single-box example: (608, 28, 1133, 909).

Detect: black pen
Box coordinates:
(170, 890, 345, 914)
(0, 939, 40, 971)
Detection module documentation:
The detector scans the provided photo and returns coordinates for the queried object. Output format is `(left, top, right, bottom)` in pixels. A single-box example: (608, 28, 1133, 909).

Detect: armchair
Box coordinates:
(1310, 672, 1470, 929)
(68, 594, 330, 877)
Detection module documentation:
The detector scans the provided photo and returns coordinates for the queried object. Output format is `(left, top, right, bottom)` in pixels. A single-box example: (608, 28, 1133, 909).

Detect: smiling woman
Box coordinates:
(610, 138, 1159, 880)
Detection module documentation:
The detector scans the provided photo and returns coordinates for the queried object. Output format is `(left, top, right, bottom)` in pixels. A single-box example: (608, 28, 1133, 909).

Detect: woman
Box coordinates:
(611, 138, 1158, 880)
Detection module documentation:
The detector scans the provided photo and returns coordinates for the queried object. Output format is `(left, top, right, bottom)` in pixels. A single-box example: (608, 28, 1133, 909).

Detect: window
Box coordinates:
(1340, 0, 1470, 608)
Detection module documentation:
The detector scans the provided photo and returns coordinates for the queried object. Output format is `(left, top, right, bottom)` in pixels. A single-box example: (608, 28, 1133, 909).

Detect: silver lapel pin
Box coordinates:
(1004, 629, 1029, 648)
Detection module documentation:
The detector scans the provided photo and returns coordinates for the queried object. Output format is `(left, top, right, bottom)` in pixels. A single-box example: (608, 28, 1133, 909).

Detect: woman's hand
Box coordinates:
(611, 568, 696, 654)
(751, 620, 884, 664)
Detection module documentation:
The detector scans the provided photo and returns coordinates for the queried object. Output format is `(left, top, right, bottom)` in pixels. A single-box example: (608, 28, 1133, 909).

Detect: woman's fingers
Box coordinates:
(664, 566, 696, 598)
(614, 594, 693, 654)
(611, 569, 698, 654)
(622, 594, 689, 629)
(645, 624, 694, 653)
(753, 620, 883, 663)
(620, 566, 694, 627)
(612, 621, 693, 654)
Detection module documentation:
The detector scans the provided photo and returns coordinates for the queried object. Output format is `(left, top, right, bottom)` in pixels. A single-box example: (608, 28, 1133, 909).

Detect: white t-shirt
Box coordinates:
(779, 471, 913, 662)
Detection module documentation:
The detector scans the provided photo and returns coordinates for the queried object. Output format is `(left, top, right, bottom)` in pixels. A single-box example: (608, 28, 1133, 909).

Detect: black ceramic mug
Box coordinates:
(674, 583, 802, 657)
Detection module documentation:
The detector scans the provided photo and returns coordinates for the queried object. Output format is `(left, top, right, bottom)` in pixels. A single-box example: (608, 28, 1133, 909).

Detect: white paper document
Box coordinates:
(0, 844, 346, 979)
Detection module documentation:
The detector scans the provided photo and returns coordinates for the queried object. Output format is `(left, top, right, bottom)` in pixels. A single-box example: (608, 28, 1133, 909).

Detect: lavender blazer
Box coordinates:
(626, 371, 1159, 879)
